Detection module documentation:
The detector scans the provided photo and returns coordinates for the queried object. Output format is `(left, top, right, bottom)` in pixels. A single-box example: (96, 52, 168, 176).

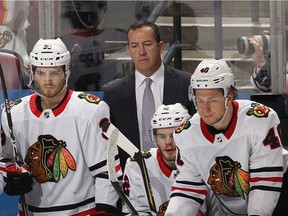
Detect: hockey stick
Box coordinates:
(70, 43, 81, 62)
(102, 120, 157, 214)
(0, 63, 28, 216)
(107, 127, 139, 216)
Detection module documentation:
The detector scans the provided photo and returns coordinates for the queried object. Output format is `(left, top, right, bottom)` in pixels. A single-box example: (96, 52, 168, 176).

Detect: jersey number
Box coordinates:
(263, 125, 282, 149)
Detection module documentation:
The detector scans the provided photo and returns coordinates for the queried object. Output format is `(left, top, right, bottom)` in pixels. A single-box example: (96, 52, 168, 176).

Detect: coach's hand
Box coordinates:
(4, 164, 33, 196)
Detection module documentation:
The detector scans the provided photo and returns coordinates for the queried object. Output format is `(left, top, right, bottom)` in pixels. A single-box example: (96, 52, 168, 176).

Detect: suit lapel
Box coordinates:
(163, 66, 178, 104)
(122, 74, 140, 148)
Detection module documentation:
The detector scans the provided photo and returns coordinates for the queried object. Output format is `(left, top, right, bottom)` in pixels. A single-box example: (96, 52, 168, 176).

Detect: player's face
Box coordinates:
(194, 89, 226, 126)
(34, 66, 66, 98)
(156, 127, 177, 165)
(127, 26, 164, 77)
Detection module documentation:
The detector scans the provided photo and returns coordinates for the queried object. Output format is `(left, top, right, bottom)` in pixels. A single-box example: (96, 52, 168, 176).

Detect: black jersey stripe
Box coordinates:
(250, 166, 283, 173)
(28, 197, 95, 213)
(250, 185, 282, 193)
(176, 180, 206, 186)
(170, 192, 204, 205)
(89, 154, 120, 172)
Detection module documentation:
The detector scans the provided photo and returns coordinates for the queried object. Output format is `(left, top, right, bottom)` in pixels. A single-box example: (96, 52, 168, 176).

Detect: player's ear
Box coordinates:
(226, 91, 234, 105)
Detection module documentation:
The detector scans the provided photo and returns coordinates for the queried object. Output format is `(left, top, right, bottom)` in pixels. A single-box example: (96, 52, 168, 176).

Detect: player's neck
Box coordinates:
(163, 158, 176, 170)
(213, 103, 234, 131)
(41, 89, 67, 110)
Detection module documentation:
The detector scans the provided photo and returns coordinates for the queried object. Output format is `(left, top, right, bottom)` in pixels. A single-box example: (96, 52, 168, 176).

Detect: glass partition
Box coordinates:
(2, 0, 287, 95)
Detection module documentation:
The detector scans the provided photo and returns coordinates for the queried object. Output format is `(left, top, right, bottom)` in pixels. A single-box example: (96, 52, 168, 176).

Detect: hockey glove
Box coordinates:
(4, 164, 33, 196)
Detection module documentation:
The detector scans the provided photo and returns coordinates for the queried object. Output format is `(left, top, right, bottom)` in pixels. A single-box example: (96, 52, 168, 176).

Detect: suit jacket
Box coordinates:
(102, 64, 196, 169)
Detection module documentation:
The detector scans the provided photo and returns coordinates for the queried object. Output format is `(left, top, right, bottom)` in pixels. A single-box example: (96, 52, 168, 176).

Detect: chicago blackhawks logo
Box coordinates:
(175, 119, 191, 133)
(25, 135, 76, 183)
(9, 99, 22, 108)
(246, 102, 270, 118)
(0, 29, 12, 48)
(122, 175, 130, 197)
(207, 156, 249, 199)
(157, 201, 169, 215)
(78, 92, 101, 104)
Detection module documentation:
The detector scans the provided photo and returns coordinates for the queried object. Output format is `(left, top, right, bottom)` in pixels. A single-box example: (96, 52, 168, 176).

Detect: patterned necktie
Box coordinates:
(142, 78, 155, 150)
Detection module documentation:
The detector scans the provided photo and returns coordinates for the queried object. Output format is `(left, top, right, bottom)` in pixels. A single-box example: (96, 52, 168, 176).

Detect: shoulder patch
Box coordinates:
(175, 119, 191, 134)
(130, 149, 151, 161)
(246, 102, 270, 118)
(9, 98, 22, 108)
(78, 92, 101, 104)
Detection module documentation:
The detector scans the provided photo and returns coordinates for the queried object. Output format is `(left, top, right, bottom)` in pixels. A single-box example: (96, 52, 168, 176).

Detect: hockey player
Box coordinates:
(122, 103, 190, 215)
(122, 103, 216, 215)
(165, 59, 285, 216)
(0, 38, 121, 215)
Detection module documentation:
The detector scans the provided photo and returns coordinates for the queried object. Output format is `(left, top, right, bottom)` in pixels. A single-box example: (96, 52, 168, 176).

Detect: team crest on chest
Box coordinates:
(24, 135, 76, 183)
(207, 156, 249, 199)
(175, 119, 191, 133)
(158, 200, 169, 215)
(246, 102, 270, 117)
(78, 92, 101, 104)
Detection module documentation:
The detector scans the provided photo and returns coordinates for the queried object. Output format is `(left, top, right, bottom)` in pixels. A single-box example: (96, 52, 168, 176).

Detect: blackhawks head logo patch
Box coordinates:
(207, 156, 249, 199)
(25, 135, 76, 183)
(9, 98, 22, 108)
(246, 102, 270, 118)
(78, 92, 101, 104)
(175, 119, 191, 133)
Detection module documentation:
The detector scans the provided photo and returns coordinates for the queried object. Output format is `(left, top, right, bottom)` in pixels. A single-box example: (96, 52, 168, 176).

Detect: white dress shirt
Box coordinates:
(135, 63, 164, 149)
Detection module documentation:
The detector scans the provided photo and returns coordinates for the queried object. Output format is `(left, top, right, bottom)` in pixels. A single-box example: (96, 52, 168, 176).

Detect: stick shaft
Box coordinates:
(134, 152, 157, 213)
(103, 121, 156, 214)
(107, 127, 139, 215)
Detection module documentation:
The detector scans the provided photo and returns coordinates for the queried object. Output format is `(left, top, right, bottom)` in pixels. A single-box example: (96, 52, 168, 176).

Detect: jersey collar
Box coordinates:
(30, 90, 73, 117)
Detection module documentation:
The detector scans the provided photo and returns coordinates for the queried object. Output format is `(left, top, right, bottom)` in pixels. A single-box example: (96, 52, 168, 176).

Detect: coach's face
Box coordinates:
(127, 26, 164, 77)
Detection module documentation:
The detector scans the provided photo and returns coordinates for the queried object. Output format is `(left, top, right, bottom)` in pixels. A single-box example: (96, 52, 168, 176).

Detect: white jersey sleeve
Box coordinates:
(84, 99, 121, 209)
(247, 106, 283, 215)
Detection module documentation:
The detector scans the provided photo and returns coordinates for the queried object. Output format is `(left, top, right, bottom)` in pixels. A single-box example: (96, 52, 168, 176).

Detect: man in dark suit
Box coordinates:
(102, 20, 196, 170)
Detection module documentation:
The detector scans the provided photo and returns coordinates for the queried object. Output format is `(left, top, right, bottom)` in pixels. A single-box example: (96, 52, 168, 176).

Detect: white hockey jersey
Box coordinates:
(0, 90, 121, 215)
(166, 100, 284, 216)
(122, 148, 214, 216)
